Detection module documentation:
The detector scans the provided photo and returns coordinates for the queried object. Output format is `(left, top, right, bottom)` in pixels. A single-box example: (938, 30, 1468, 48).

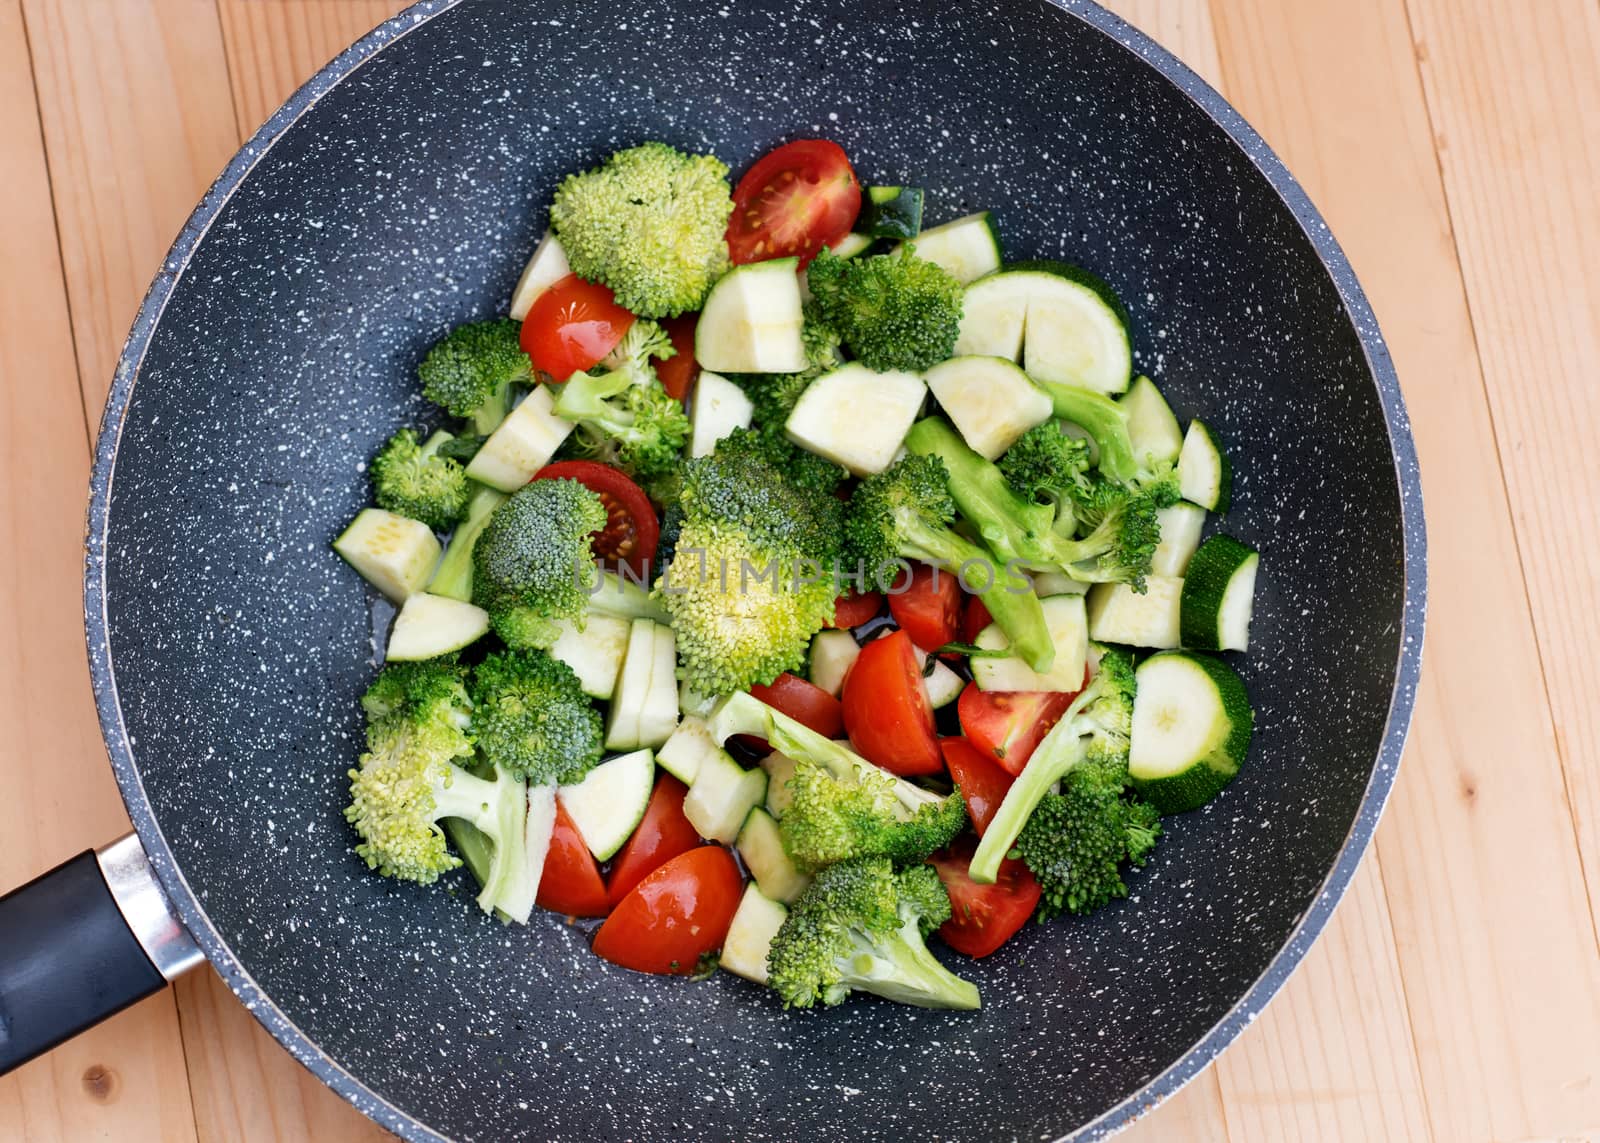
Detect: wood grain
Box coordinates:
(1405, 0, 1600, 955)
(0, 1, 199, 1139)
(1207, 0, 1600, 1139)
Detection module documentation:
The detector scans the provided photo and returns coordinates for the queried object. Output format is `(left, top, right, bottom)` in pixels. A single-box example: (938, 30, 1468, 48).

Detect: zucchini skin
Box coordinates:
(1129, 651, 1254, 814)
(1179, 535, 1257, 650)
(856, 186, 925, 240)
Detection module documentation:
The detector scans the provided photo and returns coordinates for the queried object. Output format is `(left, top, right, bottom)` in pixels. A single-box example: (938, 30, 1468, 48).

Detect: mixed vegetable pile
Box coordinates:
(334, 137, 1261, 1010)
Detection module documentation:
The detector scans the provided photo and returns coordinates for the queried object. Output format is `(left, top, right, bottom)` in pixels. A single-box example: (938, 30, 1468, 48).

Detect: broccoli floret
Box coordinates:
(553, 320, 690, 482)
(806, 245, 962, 372)
(780, 758, 967, 873)
(369, 429, 470, 531)
(968, 649, 1142, 885)
(998, 422, 1093, 533)
(765, 857, 979, 1010)
(344, 660, 534, 920)
(472, 478, 607, 647)
(418, 318, 531, 434)
(429, 484, 508, 602)
(469, 649, 602, 786)
(550, 142, 734, 318)
(907, 417, 1179, 593)
(845, 455, 1056, 672)
(1014, 772, 1161, 919)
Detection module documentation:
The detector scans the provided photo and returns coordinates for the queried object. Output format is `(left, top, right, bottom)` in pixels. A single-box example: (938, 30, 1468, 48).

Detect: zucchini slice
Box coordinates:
(760, 751, 800, 818)
(924, 355, 1053, 460)
(785, 362, 927, 476)
(1085, 575, 1184, 650)
(1128, 651, 1254, 814)
(829, 232, 873, 260)
(656, 716, 729, 786)
(385, 593, 489, 661)
(334, 508, 441, 603)
(683, 750, 768, 843)
(507, 230, 572, 320)
(973, 594, 1088, 692)
(465, 385, 575, 492)
(899, 211, 1003, 284)
(1150, 502, 1207, 578)
(720, 883, 789, 985)
(1022, 271, 1132, 396)
(809, 629, 861, 698)
(548, 611, 632, 700)
(913, 648, 965, 709)
(736, 806, 812, 904)
(557, 748, 656, 861)
(604, 619, 657, 751)
(637, 623, 681, 748)
(689, 370, 755, 458)
(1178, 419, 1232, 512)
(954, 272, 1030, 361)
(696, 257, 807, 373)
(856, 186, 925, 240)
(1180, 535, 1259, 652)
(1120, 375, 1184, 467)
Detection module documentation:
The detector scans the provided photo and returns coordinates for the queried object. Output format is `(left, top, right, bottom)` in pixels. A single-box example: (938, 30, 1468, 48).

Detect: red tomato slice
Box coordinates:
(940, 737, 1016, 836)
(592, 847, 744, 975)
(536, 800, 610, 917)
(956, 683, 1077, 778)
(606, 775, 702, 908)
(928, 835, 1042, 958)
(842, 630, 943, 776)
(521, 273, 634, 379)
(727, 140, 862, 268)
(750, 672, 844, 740)
(655, 314, 700, 402)
(962, 595, 994, 644)
(830, 590, 884, 629)
(531, 460, 659, 580)
(888, 563, 963, 652)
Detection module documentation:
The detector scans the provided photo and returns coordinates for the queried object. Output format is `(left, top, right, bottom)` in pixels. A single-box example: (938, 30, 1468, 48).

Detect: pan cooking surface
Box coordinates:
(87, 1, 1422, 1138)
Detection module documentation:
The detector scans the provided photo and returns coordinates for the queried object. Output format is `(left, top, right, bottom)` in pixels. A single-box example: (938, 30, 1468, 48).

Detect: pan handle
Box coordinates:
(0, 834, 202, 1074)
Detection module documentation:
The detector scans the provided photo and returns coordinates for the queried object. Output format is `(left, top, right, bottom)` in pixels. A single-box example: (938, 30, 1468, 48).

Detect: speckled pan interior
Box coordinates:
(85, 1, 1425, 1140)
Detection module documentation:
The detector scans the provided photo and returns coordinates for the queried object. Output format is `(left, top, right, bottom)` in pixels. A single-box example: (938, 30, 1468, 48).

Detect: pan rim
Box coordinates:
(80, 2, 1428, 1140)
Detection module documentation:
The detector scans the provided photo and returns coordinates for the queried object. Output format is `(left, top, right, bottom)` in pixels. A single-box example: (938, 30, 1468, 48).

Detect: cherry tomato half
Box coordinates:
(928, 835, 1042, 959)
(750, 672, 845, 740)
(727, 140, 862, 268)
(655, 314, 700, 403)
(521, 273, 634, 379)
(956, 683, 1079, 778)
(888, 563, 963, 653)
(842, 629, 943, 776)
(830, 590, 884, 629)
(607, 775, 702, 908)
(536, 800, 610, 917)
(961, 595, 994, 644)
(532, 461, 659, 580)
(939, 736, 1016, 836)
(592, 847, 744, 975)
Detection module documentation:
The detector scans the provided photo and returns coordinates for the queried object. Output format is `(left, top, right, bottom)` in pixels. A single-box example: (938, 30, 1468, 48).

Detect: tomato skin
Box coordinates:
(531, 460, 659, 579)
(750, 673, 844, 740)
(655, 315, 699, 402)
(536, 801, 611, 917)
(521, 273, 634, 379)
(888, 563, 963, 652)
(939, 737, 1016, 836)
(606, 775, 702, 907)
(842, 630, 943, 776)
(830, 591, 884, 629)
(727, 140, 861, 268)
(961, 595, 994, 644)
(592, 847, 745, 975)
(957, 683, 1078, 777)
(928, 835, 1041, 959)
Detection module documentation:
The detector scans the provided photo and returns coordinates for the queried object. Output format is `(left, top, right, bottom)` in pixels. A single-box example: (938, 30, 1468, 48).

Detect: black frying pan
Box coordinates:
(0, 1, 1425, 1138)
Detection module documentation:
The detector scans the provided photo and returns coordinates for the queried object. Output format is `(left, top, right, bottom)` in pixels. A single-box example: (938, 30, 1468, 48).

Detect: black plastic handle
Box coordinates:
(0, 850, 167, 1074)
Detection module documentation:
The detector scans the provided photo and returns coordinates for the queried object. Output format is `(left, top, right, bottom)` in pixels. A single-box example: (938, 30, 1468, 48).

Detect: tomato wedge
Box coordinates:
(607, 775, 702, 907)
(727, 140, 861, 268)
(842, 630, 943, 776)
(956, 683, 1078, 778)
(940, 737, 1015, 836)
(655, 314, 700, 402)
(961, 595, 994, 644)
(521, 273, 634, 379)
(928, 836, 1042, 959)
(830, 590, 884, 629)
(536, 800, 610, 917)
(592, 847, 744, 975)
(750, 672, 844, 740)
(888, 563, 963, 652)
(532, 460, 659, 579)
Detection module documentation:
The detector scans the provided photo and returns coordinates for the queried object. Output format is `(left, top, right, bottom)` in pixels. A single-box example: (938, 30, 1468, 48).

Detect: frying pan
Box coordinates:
(0, 0, 1426, 1138)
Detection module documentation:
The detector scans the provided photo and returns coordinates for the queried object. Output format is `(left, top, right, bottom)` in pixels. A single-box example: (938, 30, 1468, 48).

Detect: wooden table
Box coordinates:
(3, 1, 1596, 1139)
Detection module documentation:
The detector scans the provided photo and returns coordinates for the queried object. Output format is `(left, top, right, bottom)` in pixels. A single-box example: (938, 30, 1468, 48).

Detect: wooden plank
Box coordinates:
(0, 0, 199, 1139)
(1207, 0, 1600, 1139)
(1406, 0, 1600, 962)
(21, 0, 240, 419)
(215, 0, 410, 134)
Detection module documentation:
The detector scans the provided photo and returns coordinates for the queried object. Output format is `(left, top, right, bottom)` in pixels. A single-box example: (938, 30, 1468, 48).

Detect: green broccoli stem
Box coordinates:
(846, 921, 981, 1010)
(968, 683, 1104, 884)
(470, 378, 515, 436)
(432, 765, 531, 918)
(1034, 381, 1140, 485)
(430, 484, 509, 601)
